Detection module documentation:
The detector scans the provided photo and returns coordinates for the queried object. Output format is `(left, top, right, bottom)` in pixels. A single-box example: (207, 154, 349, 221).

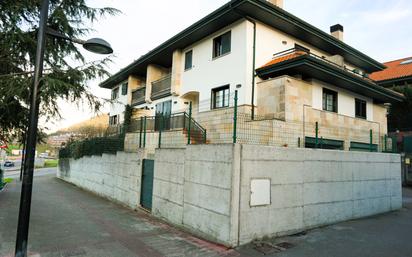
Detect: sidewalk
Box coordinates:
(1, 175, 411, 257)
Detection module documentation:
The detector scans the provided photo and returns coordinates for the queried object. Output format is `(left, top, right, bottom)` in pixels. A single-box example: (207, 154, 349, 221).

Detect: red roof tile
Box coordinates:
(370, 57, 412, 82)
(259, 51, 307, 69)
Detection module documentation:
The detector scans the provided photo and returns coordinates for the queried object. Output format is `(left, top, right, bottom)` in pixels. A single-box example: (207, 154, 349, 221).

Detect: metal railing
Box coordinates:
(151, 74, 171, 100)
(272, 48, 374, 81)
(131, 87, 146, 105)
(128, 106, 207, 148)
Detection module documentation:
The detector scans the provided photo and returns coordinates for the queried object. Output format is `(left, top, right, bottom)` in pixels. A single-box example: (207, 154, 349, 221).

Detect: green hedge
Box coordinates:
(0, 168, 4, 190)
(59, 136, 124, 160)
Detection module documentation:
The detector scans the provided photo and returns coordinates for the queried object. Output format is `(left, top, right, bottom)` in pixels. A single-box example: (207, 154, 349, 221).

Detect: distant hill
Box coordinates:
(58, 114, 109, 134)
(48, 114, 109, 147)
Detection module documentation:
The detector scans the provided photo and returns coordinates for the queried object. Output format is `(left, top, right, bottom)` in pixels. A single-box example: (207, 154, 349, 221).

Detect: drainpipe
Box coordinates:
(249, 20, 257, 120)
(231, 6, 257, 120)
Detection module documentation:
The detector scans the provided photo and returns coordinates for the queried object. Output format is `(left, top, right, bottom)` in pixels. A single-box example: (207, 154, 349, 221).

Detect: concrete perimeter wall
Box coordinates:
(152, 144, 402, 247)
(57, 144, 402, 247)
(58, 150, 146, 209)
(152, 144, 240, 246)
(238, 144, 402, 245)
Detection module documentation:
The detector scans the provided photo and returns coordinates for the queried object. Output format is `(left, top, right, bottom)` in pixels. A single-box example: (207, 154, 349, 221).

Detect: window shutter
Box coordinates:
(221, 31, 231, 54)
(122, 83, 128, 95)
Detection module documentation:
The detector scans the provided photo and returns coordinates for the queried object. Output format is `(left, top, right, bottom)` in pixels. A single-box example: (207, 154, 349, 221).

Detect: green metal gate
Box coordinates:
(140, 159, 154, 210)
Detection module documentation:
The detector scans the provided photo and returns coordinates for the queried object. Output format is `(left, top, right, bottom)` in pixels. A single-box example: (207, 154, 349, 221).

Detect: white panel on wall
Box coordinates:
(250, 179, 271, 206)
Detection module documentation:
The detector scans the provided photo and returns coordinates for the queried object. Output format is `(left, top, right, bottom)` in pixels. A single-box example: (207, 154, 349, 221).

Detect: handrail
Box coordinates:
(184, 112, 206, 135)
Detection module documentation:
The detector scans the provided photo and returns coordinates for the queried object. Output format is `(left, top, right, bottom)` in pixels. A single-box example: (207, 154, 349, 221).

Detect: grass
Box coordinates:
(44, 159, 58, 168)
(4, 178, 13, 183)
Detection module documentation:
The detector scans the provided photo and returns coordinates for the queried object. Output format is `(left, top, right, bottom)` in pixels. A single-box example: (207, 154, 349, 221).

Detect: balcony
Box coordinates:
(131, 87, 146, 106)
(255, 48, 403, 103)
(151, 74, 171, 100)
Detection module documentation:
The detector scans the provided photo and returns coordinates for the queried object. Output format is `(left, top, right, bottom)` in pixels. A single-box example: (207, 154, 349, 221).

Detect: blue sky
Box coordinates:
(48, 0, 412, 131)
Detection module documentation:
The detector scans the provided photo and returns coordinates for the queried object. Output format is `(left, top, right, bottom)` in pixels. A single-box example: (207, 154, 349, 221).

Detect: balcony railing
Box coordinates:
(151, 74, 172, 100)
(131, 87, 146, 106)
(271, 48, 374, 81)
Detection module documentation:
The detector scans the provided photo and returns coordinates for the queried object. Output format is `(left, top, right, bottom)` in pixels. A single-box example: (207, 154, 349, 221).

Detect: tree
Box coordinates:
(388, 86, 412, 132)
(0, 0, 119, 142)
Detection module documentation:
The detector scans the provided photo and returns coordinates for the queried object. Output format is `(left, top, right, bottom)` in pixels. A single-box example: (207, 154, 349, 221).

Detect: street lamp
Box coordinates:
(15, 0, 113, 256)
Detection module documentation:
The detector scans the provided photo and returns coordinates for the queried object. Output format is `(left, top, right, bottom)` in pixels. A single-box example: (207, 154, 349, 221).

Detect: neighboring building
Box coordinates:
(101, 0, 403, 151)
(370, 57, 412, 88)
(371, 56, 412, 153)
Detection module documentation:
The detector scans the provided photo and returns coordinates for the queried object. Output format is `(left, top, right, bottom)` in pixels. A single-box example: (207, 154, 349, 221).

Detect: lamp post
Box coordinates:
(15, 0, 113, 256)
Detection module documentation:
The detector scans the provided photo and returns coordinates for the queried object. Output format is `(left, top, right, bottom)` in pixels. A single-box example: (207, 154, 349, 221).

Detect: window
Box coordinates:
(322, 88, 337, 113)
(121, 82, 128, 95)
(109, 115, 118, 125)
(212, 85, 230, 109)
(355, 98, 367, 119)
(185, 50, 193, 70)
(213, 31, 231, 58)
(111, 87, 119, 100)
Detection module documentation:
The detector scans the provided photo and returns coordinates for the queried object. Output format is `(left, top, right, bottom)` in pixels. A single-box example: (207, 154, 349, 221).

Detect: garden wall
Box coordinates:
(58, 150, 147, 209)
(152, 144, 402, 247)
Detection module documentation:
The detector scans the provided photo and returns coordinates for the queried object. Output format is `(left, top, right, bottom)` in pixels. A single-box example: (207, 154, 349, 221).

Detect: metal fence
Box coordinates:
(127, 90, 396, 153)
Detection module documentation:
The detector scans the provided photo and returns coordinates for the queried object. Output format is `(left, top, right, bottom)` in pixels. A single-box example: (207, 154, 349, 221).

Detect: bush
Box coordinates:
(59, 136, 124, 160)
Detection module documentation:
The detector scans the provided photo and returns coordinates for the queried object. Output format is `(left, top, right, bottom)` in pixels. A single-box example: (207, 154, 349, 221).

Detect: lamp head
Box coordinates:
(83, 38, 113, 55)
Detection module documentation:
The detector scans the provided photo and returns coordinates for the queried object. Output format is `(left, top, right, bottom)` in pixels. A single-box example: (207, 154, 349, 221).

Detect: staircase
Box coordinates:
(182, 112, 207, 145)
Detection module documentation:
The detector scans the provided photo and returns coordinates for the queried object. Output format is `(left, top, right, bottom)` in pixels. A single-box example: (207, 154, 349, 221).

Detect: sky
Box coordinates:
(45, 0, 412, 132)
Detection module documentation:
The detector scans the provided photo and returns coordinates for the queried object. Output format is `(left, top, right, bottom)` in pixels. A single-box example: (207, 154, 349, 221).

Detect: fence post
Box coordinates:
(203, 129, 207, 144)
(187, 102, 192, 145)
(315, 122, 319, 148)
(139, 116, 143, 148)
(143, 116, 147, 148)
(370, 129, 373, 152)
(158, 115, 163, 149)
(384, 134, 388, 152)
(233, 90, 238, 144)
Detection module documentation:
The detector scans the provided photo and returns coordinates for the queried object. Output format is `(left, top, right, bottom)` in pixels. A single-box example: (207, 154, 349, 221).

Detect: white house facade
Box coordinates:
(102, 0, 403, 151)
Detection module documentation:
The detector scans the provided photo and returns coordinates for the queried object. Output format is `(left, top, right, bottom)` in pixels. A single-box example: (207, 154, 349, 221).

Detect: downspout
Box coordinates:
(231, 6, 257, 120)
(249, 20, 257, 120)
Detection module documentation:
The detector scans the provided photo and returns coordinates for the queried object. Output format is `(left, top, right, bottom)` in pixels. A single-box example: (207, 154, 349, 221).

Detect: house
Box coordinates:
(370, 57, 412, 88)
(60, 0, 404, 246)
(371, 57, 412, 185)
(100, 0, 403, 151)
(370, 57, 412, 135)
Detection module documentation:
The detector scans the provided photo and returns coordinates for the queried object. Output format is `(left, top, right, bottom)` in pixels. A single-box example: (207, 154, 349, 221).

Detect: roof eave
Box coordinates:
(256, 56, 404, 103)
(100, 0, 385, 89)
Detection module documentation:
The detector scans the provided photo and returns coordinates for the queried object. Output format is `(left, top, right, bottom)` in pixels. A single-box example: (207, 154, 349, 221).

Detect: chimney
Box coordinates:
(330, 24, 344, 41)
(268, 0, 283, 8)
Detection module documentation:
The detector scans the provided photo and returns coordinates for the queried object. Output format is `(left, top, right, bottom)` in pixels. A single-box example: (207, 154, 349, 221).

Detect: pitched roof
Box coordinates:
(255, 49, 405, 103)
(260, 50, 307, 68)
(370, 57, 412, 82)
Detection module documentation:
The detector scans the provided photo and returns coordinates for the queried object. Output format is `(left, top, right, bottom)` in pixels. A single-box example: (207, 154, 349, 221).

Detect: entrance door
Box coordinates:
(155, 100, 172, 131)
(140, 159, 154, 210)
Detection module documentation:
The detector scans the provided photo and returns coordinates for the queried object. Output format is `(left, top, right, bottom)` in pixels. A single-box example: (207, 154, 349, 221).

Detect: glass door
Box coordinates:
(155, 100, 172, 131)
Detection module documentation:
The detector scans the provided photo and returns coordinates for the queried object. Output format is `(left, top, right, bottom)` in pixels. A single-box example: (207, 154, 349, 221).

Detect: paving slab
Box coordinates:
(1, 174, 411, 257)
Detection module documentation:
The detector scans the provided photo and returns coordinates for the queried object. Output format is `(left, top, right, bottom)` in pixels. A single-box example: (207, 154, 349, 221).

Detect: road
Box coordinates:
(3, 167, 56, 179)
(0, 174, 412, 257)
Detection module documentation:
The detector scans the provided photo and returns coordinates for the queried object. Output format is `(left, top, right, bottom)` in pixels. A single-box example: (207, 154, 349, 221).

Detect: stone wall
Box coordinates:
(58, 150, 147, 209)
(124, 131, 186, 153)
